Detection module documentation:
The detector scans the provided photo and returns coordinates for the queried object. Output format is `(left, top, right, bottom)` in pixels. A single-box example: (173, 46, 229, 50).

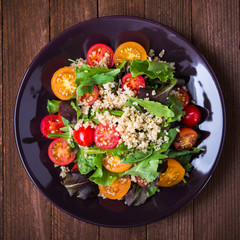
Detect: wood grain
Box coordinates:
(0, 0, 3, 239)
(49, 1, 99, 239)
(145, 1, 193, 239)
(192, 0, 240, 239)
(2, 0, 51, 239)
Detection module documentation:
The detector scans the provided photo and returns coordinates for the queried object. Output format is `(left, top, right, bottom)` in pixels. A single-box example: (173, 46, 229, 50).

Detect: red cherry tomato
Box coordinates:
(87, 43, 114, 68)
(71, 163, 79, 171)
(78, 84, 99, 106)
(40, 115, 64, 138)
(48, 138, 75, 165)
(74, 126, 95, 146)
(174, 128, 198, 151)
(136, 176, 149, 187)
(94, 124, 120, 149)
(182, 105, 201, 127)
(172, 87, 190, 107)
(58, 113, 64, 126)
(121, 73, 145, 96)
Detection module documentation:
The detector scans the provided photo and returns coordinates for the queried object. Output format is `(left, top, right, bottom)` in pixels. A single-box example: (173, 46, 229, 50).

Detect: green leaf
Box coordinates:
(70, 101, 80, 121)
(158, 128, 178, 153)
(122, 158, 161, 183)
(146, 186, 158, 198)
(124, 99, 143, 112)
(130, 59, 174, 82)
(47, 132, 74, 148)
(47, 100, 61, 114)
(128, 96, 174, 118)
(61, 116, 69, 126)
(167, 95, 185, 123)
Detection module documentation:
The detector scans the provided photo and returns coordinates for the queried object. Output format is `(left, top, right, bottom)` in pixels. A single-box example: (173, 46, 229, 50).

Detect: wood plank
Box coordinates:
(0, 0, 3, 239)
(49, 1, 99, 239)
(98, 1, 146, 239)
(145, 1, 193, 239)
(2, 0, 51, 239)
(192, 0, 240, 239)
(98, 0, 145, 17)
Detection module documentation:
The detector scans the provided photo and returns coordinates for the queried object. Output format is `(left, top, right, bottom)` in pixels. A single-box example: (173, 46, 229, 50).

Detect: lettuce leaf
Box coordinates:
(128, 96, 174, 118)
(130, 59, 175, 82)
(47, 100, 61, 114)
(167, 95, 185, 123)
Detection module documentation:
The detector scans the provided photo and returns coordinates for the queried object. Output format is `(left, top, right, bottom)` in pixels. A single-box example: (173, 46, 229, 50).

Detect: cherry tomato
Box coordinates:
(51, 67, 77, 100)
(102, 155, 132, 173)
(94, 124, 120, 149)
(121, 73, 145, 95)
(174, 128, 198, 151)
(136, 176, 149, 187)
(87, 43, 114, 68)
(99, 177, 131, 200)
(48, 138, 75, 165)
(74, 126, 95, 146)
(182, 105, 201, 127)
(40, 115, 64, 138)
(114, 41, 147, 67)
(78, 85, 99, 106)
(58, 113, 64, 126)
(171, 87, 190, 107)
(71, 163, 79, 171)
(158, 158, 185, 187)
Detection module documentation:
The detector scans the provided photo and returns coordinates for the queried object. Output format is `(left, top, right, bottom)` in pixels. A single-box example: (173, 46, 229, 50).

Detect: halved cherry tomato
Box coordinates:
(51, 67, 77, 100)
(87, 43, 114, 68)
(74, 126, 95, 146)
(99, 177, 131, 200)
(174, 128, 198, 151)
(182, 105, 201, 127)
(136, 176, 149, 187)
(48, 138, 75, 165)
(158, 158, 185, 187)
(40, 115, 64, 138)
(171, 87, 190, 108)
(114, 41, 147, 67)
(94, 124, 120, 149)
(78, 84, 99, 106)
(102, 155, 132, 173)
(121, 73, 145, 95)
(71, 163, 79, 171)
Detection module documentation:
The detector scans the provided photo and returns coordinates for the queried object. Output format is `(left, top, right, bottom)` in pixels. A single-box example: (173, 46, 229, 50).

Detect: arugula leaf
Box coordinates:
(122, 158, 161, 183)
(167, 95, 185, 123)
(130, 59, 175, 82)
(83, 143, 133, 156)
(76, 149, 103, 175)
(47, 132, 74, 148)
(158, 128, 178, 153)
(124, 99, 143, 112)
(128, 96, 174, 118)
(70, 101, 80, 121)
(47, 100, 61, 114)
(97, 108, 124, 117)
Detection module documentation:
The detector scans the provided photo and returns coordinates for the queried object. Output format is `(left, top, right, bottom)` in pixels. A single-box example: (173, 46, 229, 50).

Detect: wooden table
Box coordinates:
(1, 0, 239, 239)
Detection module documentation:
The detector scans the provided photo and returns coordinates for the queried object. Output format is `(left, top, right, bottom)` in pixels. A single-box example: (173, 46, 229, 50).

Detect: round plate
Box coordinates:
(14, 16, 226, 227)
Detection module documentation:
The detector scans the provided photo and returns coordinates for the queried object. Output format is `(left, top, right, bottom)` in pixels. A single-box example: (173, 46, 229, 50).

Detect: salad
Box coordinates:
(40, 41, 204, 206)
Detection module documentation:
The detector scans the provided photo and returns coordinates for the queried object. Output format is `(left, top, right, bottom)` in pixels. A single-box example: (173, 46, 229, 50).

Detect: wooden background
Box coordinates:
(0, 0, 239, 239)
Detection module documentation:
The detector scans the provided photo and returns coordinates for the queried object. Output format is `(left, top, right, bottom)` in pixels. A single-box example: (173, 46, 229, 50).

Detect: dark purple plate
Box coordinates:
(14, 16, 226, 227)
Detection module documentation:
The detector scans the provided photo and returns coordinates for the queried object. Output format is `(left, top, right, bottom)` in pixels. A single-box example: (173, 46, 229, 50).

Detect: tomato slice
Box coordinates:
(99, 177, 131, 200)
(174, 128, 198, 151)
(114, 41, 147, 67)
(136, 176, 149, 187)
(73, 126, 95, 147)
(40, 115, 64, 138)
(102, 155, 132, 173)
(87, 43, 114, 68)
(51, 67, 77, 100)
(78, 85, 99, 106)
(121, 73, 145, 95)
(48, 138, 75, 165)
(182, 105, 201, 127)
(158, 158, 185, 187)
(171, 87, 190, 108)
(94, 124, 120, 149)
(71, 163, 79, 171)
